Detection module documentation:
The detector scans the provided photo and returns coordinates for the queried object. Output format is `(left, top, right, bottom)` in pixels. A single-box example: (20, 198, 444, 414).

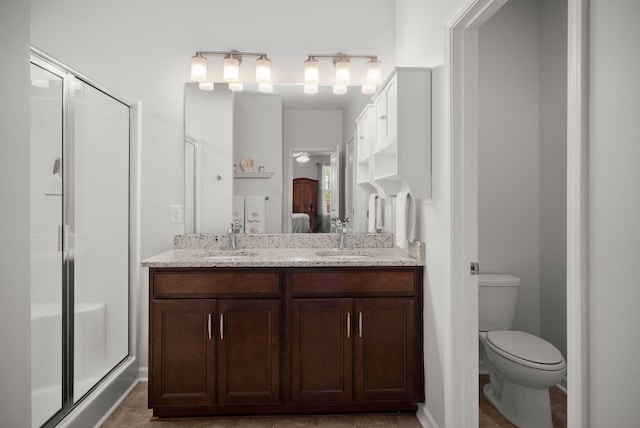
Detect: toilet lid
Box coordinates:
(486, 330, 565, 367)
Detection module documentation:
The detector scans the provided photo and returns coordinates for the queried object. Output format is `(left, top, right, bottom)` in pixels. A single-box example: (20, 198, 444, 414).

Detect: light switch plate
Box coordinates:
(170, 205, 183, 224)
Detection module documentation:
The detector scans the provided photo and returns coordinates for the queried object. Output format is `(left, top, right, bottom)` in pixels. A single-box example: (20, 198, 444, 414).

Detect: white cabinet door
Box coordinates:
(374, 75, 397, 150)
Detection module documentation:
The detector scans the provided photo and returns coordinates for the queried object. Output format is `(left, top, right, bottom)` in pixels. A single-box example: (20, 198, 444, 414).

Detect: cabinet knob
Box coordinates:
(347, 312, 351, 338)
(379, 115, 387, 120)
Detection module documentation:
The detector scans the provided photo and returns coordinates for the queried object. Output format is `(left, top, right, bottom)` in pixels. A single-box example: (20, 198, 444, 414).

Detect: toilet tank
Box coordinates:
(478, 274, 520, 332)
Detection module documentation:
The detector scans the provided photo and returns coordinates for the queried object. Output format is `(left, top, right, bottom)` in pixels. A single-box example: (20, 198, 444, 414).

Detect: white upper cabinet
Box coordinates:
(374, 75, 398, 152)
(371, 67, 431, 199)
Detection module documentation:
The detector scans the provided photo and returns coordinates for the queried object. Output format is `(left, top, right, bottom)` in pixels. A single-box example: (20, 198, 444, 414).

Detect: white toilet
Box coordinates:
(479, 274, 566, 428)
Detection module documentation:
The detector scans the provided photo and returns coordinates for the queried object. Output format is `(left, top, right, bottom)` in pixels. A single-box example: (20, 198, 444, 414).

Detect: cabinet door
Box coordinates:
(354, 297, 415, 402)
(150, 299, 217, 407)
(217, 299, 281, 405)
(292, 299, 353, 403)
(374, 76, 398, 150)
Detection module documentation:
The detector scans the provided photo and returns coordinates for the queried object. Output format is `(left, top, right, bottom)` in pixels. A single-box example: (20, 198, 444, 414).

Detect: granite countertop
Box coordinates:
(141, 246, 423, 268)
(141, 233, 425, 268)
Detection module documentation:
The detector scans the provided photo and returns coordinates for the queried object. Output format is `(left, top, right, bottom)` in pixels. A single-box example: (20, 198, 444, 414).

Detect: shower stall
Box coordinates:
(30, 49, 134, 428)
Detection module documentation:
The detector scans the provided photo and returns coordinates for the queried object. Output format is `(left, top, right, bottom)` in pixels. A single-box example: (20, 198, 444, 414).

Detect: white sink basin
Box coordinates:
(315, 250, 375, 259)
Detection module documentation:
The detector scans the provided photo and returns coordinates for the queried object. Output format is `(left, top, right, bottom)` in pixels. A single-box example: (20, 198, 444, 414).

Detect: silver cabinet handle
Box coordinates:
(207, 313, 212, 340)
(220, 313, 224, 341)
(358, 312, 363, 338)
(347, 312, 351, 338)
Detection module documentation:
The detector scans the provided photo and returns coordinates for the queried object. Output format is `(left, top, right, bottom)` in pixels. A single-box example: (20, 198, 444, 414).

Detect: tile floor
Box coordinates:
(101, 382, 422, 427)
(102, 377, 567, 427)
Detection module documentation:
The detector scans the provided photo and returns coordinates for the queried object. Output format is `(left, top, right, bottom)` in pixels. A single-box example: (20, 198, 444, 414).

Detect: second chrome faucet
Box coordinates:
(228, 219, 242, 250)
(332, 218, 349, 249)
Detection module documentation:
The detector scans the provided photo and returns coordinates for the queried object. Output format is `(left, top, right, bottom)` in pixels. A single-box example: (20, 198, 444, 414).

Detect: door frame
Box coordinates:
(448, 2, 507, 426)
(447, 0, 589, 427)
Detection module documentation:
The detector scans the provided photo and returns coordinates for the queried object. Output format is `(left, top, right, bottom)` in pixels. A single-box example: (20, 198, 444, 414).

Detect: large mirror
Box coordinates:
(184, 82, 371, 233)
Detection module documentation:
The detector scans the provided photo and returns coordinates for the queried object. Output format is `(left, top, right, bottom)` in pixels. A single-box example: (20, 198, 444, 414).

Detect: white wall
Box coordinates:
(478, 0, 568, 356)
(0, 1, 32, 427)
(539, 0, 567, 360)
(589, 0, 640, 424)
(478, 0, 541, 335)
(234, 92, 283, 233)
(396, 0, 468, 426)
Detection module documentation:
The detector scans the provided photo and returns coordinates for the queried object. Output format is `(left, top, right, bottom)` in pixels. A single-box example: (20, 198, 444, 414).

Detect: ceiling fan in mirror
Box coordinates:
(293, 152, 310, 165)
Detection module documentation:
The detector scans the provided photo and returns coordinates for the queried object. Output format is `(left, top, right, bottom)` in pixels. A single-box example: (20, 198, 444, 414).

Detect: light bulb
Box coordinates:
(259, 82, 273, 93)
(223, 56, 240, 82)
(333, 84, 347, 95)
(191, 54, 208, 82)
(304, 58, 320, 84)
(335, 59, 350, 85)
(228, 82, 243, 91)
(366, 59, 382, 85)
(304, 83, 318, 94)
(256, 56, 271, 83)
(361, 84, 376, 95)
(199, 82, 214, 91)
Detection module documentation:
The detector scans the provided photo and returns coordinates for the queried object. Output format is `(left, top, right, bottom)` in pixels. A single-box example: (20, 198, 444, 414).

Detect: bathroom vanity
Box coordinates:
(143, 234, 425, 418)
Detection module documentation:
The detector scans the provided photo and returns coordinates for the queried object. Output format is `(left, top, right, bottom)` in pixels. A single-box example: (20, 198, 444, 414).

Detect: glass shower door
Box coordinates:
(30, 62, 64, 428)
(30, 51, 131, 427)
(72, 80, 130, 401)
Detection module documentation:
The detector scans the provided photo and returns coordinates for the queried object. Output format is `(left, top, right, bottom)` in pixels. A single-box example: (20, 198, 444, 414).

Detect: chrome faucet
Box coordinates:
(333, 218, 349, 249)
(228, 219, 242, 250)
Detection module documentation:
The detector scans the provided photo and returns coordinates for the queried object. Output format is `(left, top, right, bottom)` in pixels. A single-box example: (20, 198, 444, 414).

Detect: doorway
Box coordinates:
(448, 0, 579, 426)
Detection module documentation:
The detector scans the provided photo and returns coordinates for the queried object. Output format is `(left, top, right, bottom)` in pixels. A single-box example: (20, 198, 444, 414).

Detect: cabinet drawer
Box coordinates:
(291, 268, 417, 296)
(152, 269, 281, 297)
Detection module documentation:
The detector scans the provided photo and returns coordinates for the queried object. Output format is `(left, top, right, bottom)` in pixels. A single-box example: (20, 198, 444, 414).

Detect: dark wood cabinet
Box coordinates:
(292, 298, 353, 403)
(149, 265, 423, 417)
(217, 299, 280, 406)
(354, 298, 415, 402)
(150, 299, 216, 407)
(290, 269, 419, 407)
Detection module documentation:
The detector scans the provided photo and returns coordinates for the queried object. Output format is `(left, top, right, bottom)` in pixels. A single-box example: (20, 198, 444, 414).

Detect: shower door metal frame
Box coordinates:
(30, 48, 133, 428)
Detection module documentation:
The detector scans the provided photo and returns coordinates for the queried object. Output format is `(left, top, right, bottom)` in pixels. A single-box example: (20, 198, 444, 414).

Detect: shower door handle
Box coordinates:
(58, 225, 69, 252)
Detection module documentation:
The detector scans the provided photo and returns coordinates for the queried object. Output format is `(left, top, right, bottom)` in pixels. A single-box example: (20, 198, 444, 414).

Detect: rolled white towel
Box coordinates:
(368, 193, 378, 233)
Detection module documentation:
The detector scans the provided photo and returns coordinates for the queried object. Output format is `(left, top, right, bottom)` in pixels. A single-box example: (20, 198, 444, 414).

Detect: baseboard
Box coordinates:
(416, 404, 440, 428)
(138, 366, 148, 382)
(94, 379, 139, 428)
(57, 357, 138, 428)
(557, 375, 568, 393)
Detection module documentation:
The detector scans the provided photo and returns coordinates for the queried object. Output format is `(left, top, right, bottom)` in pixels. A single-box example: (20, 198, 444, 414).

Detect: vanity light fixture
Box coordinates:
(190, 49, 272, 92)
(303, 53, 381, 94)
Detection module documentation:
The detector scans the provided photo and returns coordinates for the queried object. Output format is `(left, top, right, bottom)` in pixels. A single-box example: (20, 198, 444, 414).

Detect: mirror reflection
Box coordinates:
(184, 82, 371, 234)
